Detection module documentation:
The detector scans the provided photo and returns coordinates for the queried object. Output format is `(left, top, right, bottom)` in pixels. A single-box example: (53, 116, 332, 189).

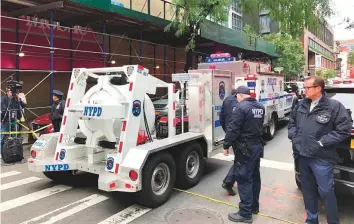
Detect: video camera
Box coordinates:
(6, 79, 23, 96)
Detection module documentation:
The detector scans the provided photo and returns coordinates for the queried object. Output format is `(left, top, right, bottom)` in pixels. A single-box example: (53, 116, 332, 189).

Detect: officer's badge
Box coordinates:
(316, 114, 330, 124)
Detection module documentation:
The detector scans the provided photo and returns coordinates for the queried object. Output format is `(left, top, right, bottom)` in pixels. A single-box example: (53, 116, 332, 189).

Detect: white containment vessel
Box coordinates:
(77, 74, 156, 145)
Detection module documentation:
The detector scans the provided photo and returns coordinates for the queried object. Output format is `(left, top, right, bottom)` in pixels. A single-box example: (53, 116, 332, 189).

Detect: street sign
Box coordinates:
(172, 73, 190, 82)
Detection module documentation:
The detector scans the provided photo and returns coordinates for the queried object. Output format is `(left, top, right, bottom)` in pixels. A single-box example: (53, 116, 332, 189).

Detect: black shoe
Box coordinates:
(252, 209, 259, 214)
(228, 212, 253, 223)
(222, 183, 236, 196)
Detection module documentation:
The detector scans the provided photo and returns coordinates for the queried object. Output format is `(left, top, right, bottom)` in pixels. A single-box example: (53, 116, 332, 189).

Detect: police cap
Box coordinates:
(235, 86, 250, 95)
(53, 90, 64, 96)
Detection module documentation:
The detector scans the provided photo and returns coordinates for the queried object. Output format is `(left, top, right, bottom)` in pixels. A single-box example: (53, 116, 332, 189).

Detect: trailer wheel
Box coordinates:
(175, 143, 204, 189)
(136, 152, 176, 208)
(264, 114, 277, 140)
(42, 171, 74, 183)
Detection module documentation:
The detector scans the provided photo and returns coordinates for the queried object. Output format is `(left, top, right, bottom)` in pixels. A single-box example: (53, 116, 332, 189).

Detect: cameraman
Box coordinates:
(1, 86, 27, 155)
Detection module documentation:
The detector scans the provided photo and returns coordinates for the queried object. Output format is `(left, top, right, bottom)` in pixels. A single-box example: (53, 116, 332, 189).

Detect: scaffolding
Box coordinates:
(1, 13, 189, 120)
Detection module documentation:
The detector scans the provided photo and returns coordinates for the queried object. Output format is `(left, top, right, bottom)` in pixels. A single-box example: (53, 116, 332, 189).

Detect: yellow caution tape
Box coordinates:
(0, 121, 51, 139)
(174, 188, 299, 224)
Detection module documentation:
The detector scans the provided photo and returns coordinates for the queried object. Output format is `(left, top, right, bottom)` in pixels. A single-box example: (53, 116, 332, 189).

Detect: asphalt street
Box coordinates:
(1, 122, 354, 224)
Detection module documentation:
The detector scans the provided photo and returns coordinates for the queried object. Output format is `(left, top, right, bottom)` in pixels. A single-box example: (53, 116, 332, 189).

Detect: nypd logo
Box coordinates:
(83, 106, 102, 117)
(219, 81, 225, 100)
(106, 157, 114, 170)
(132, 100, 142, 117)
(59, 149, 66, 160)
(45, 164, 69, 171)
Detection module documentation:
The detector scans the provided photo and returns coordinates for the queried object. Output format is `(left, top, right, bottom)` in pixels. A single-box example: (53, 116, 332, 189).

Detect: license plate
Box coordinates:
(351, 139, 354, 149)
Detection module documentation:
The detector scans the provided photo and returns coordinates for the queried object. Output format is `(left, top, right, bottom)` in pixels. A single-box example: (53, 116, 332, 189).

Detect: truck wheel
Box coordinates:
(42, 171, 74, 183)
(176, 143, 204, 189)
(264, 114, 276, 140)
(136, 152, 176, 208)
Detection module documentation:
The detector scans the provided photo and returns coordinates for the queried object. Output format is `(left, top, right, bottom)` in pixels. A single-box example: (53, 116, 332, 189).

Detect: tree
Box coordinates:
(243, 25, 305, 79)
(343, 17, 354, 30)
(316, 68, 337, 80)
(264, 33, 305, 79)
(165, 0, 231, 72)
(349, 52, 354, 67)
(240, 0, 334, 38)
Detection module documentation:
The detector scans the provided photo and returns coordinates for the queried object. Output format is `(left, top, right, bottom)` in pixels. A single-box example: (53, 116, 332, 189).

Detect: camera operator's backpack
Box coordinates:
(1, 109, 24, 164)
(2, 136, 24, 163)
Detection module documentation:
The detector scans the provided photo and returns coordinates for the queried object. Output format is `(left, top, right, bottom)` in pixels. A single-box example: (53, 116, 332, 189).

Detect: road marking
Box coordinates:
(1, 176, 42, 191)
(211, 153, 294, 172)
(0, 185, 72, 212)
(0, 171, 21, 179)
(20, 194, 109, 224)
(98, 204, 151, 224)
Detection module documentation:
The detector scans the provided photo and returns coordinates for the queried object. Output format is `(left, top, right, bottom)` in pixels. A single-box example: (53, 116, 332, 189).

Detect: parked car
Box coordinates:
(28, 113, 53, 144)
(153, 89, 187, 117)
(294, 85, 354, 195)
(285, 81, 305, 99)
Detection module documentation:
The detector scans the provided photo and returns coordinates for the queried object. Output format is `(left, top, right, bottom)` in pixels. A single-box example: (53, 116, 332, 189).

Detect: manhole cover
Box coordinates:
(166, 208, 224, 224)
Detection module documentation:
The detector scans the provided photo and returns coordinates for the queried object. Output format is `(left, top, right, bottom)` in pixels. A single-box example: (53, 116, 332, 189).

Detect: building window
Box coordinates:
(230, 0, 243, 32)
(259, 15, 271, 33)
(232, 13, 243, 31)
(232, 0, 242, 14)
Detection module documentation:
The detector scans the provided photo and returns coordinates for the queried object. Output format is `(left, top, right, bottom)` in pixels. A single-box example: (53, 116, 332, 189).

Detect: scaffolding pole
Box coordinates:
(49, 9, 54, 105)
(153, 44, 156, 74)
(102, 21, 106, 66)
(140, 31, 143, 65)
(70, 28, 73, 70)
(16, 17, 20, 81)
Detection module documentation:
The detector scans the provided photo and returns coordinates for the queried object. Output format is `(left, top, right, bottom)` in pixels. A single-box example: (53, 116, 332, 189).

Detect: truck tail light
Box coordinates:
(129, 170, 138, 181)
(31, 150, 37, 158)
(250, 93, 256, 98)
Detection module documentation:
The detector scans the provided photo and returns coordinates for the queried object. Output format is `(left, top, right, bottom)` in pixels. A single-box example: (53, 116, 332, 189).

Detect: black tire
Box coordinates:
(264, 114, 277, 140)
(135, 152, 176, 208)
(175, 143, 204, 189)
(43, 171, 74, 183)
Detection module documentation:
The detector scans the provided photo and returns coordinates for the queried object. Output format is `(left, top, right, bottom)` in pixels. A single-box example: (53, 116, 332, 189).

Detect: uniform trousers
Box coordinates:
(224, 143, 263, 218)
(298, 155, 340, 224)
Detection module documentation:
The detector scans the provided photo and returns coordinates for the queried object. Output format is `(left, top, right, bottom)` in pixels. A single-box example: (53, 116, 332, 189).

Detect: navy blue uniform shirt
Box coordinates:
(219, 94, 238, 132)
(224, 97, 265, 148)
(288, 95, 352, 164)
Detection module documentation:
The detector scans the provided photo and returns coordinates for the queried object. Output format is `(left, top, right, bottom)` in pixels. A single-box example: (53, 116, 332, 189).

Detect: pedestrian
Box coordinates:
(219, 88, 239, 196)
(223, 86, 265, 223)
(288, 76, 352, 224)
(50, 90, 66, 132)
(1, 86, 26, 156)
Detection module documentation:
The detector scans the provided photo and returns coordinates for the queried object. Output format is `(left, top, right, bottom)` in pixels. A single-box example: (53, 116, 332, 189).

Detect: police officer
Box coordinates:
(220, 88, 238, 133)
(220, 89, 238, 195)
(50, 90, 66, 132)
(223, 86, 265, 223)
(288, 76, 352, 224)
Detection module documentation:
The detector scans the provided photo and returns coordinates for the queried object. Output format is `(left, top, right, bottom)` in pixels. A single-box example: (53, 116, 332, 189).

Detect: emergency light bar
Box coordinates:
(210, 53, 231, 58)
(205, 52, 236, 63)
